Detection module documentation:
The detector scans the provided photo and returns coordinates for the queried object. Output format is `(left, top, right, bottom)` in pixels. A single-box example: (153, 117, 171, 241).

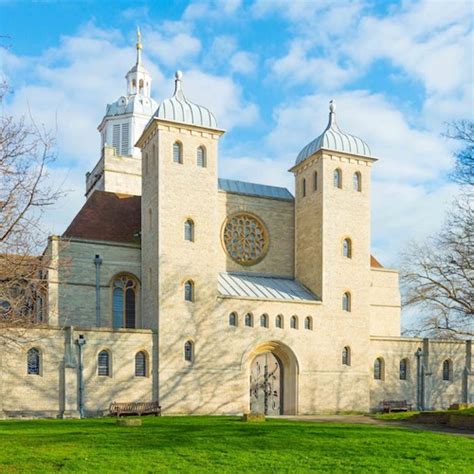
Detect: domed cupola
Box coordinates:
(295, 100, 371, 166)
(153, 71, 218, 129)
(98, 28, 157, 158)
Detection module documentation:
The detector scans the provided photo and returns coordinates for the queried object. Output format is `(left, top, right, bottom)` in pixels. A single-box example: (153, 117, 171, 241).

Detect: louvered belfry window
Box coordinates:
(197, 146, 206, 167)
(135, 351, 146, 377)
(173, 142, 182, 163)
(112, 124, 120, 153)
(98, 350, 110, 376)
(121, 123, 130, 156)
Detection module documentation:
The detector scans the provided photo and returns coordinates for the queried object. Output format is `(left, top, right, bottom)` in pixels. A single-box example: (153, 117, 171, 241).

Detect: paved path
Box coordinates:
(271, 415, 474, 438)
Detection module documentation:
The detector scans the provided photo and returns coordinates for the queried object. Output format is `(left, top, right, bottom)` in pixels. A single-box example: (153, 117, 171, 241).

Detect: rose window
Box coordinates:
(222, 213, 269, 265)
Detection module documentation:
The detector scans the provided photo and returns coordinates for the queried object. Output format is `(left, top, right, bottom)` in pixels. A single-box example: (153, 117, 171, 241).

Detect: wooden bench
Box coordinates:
(381, 400, 412, 413)
(109, 401, 161, 417)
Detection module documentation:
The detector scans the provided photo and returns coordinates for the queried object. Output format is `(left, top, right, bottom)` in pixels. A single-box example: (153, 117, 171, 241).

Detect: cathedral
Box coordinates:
(0, 32, 471, 418)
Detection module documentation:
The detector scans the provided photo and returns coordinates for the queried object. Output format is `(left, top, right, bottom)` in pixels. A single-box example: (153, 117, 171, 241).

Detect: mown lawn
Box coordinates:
(375, 407, 474, 421)
(0, 416, 472, 473)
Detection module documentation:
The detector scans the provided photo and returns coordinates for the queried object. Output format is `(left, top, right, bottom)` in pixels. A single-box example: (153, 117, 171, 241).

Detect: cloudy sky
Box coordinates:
(1, 0, 472, 273)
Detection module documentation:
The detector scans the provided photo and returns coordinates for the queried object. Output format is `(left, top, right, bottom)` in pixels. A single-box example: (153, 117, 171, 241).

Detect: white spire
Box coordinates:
(328, 99, 337, 127)
(136, 26, 142, 66)
(173, 70, 185, 100)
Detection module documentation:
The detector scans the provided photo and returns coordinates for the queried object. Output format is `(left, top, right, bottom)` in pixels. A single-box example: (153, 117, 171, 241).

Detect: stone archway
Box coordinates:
(246, 341, 299, 415)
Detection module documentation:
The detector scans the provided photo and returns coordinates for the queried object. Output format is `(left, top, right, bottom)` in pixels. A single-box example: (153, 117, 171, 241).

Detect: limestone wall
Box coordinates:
(369, 337, 471, 411)
(217, 192, 295, 277)
(86, 146, 142, 198)
(0, 327, 156, 418)
(49, 238, 141, 328)
(369, 268, 401, 337)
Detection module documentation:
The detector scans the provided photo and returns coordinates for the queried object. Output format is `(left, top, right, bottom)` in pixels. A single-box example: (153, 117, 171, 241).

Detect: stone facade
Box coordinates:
(1, 68, 472, 419)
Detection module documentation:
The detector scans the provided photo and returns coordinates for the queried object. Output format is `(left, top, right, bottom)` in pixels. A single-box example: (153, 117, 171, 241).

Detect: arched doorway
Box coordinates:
(245, 341, 299, 415)
(250, 352, 282, 415)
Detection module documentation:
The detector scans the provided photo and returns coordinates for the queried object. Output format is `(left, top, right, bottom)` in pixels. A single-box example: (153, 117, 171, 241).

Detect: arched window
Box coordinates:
(173, 141, 183, 163)
(333, 168, 342, 189)
(184, 219, 194, 242)
(400, 358, 408, 380)
(275, 314, 283, 329)
(313, 171, 318, 191)
(260, 314, 268, 328)
(442, 359, 452, 381)
(290, 315, 298, 329)
(304, 316, 313, 330)
(113, 275, 138, 329)
(184, 341, 193, 362)
(353, 172, 361, 192)
(135, 351, 147, 377)
(374, 357, 384, 380)
(139, 79, 144, 94)
(98, 350, 110, 376)
(245, 313, 253, 327)
(342, 346, 351, 366)
(27, 348, 40, 375)
(197, 146, 206, 167)
(342, 292, 351, 312)
(343, 238, 352, 258)
(229, 312, 237, 326)
(184, 281, 194, 302)
(302, 178, 306, 197)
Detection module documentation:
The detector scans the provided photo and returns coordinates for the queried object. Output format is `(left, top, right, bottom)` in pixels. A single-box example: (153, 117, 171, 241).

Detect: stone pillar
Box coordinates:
(62, 326, 80, 418)
(422, 338, 431, 410)
(464, 340, 472, 404)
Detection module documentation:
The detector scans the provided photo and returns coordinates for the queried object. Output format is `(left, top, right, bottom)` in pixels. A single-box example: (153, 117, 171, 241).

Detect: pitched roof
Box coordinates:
(218, 178, 293, 201)
(63, 191, 141, 244)
(371, 255, 383, 268)
(218, 272, 318, 302)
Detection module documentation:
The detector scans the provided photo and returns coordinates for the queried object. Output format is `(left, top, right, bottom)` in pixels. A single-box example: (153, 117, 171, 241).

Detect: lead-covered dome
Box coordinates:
(105, 95, 157, 117)
(295, 100, 371, 165)
(153, 71, 218, 129)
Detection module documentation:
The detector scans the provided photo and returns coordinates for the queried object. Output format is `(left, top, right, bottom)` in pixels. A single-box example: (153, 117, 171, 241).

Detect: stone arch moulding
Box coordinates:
(241, 340, 300, 415)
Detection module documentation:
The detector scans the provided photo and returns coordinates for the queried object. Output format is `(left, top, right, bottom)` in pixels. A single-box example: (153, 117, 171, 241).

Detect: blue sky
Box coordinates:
(1, 1, 473, 306)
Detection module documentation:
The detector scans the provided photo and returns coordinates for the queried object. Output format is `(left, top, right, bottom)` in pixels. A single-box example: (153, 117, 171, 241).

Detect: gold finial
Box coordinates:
(136, 26, 142, 50)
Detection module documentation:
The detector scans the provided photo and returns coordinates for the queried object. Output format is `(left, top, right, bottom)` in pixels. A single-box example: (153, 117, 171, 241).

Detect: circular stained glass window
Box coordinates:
(222, 213, 269, 266)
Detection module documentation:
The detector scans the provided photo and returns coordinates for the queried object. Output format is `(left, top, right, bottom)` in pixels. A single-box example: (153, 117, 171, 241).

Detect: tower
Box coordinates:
(291, 100, 375, 306)
(137, 72, 224, 407)
(85, 28, 157, 198)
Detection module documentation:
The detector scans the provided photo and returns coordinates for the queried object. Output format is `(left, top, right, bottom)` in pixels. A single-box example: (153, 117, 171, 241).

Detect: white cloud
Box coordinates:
(271, 41, 354, 89)
(181, 69, 259, 129)
(230, 51, 257, 75)
(144, 30, 201, 67)
(184, 0, 243, 20)
(206, 36, 257, 75)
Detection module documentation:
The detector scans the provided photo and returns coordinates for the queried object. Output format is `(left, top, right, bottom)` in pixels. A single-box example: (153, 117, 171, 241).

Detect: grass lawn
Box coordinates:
(375, 407, 474, 421)
(0, 416, 472, 473)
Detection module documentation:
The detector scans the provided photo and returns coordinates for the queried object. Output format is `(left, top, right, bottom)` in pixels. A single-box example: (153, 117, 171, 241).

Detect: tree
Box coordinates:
(402, 120, 473, 338)
(0, 79, 63, 346)
(445, 120, 474, 186)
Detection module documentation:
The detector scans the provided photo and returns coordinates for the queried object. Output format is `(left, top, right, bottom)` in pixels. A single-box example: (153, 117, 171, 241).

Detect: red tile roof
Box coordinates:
(63, 190, 385, 268)
(63, 191, 141, 244)
(370, 255, 383, 268)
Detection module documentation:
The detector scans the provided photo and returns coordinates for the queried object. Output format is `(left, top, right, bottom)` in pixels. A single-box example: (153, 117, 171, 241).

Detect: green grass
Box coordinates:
(375, 407, 474, 421)
(0, 416, 472, 473)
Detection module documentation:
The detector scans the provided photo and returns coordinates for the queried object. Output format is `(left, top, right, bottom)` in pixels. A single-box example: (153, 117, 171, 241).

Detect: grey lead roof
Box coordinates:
(218, 273, 318, 302)
(295, 100, 372, 166)
(154, 71, 218, 129)
(218, 178, 294, 201)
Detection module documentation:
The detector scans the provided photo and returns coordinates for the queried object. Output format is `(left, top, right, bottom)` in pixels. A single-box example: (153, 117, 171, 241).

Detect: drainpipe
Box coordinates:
(415, 347, 424, 411)
(76, 334, 86, 418)
(94, 254, 103, 327)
